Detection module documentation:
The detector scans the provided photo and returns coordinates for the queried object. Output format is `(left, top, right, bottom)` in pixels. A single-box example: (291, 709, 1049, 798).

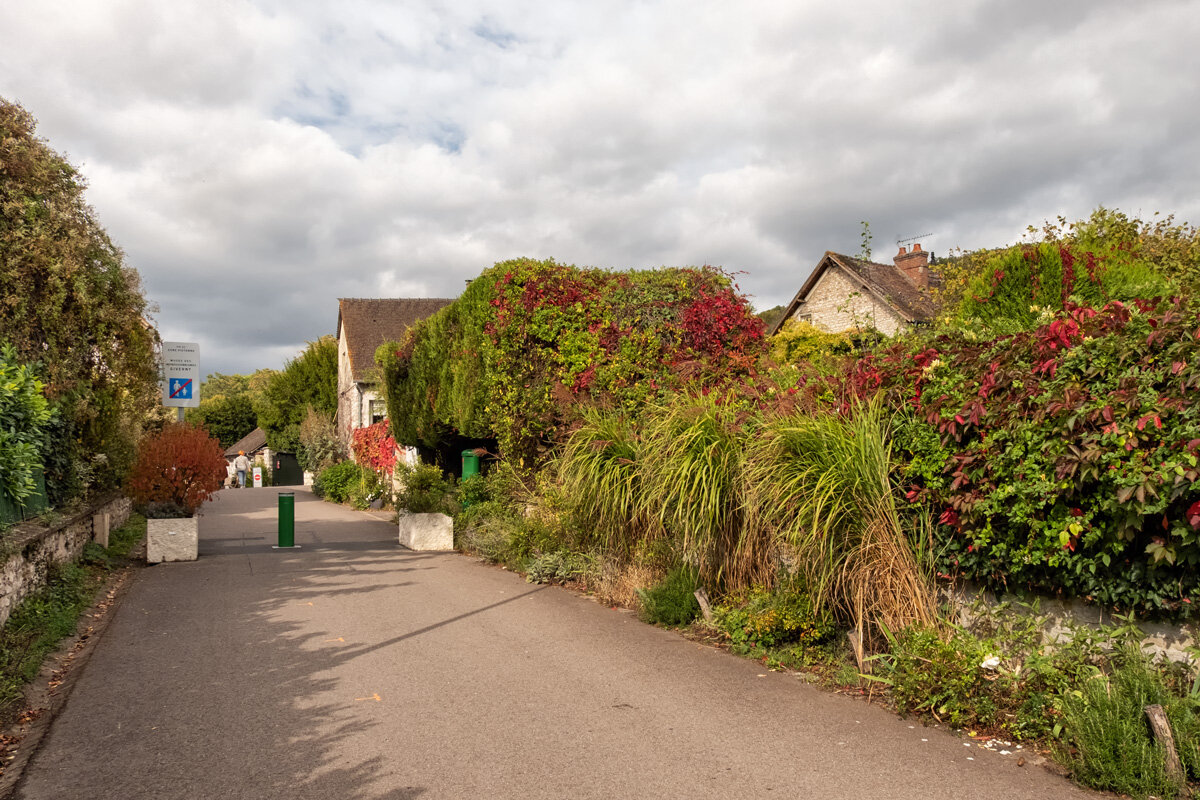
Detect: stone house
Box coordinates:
(769, 244, 939, 336)
(335, 298, 453, 449)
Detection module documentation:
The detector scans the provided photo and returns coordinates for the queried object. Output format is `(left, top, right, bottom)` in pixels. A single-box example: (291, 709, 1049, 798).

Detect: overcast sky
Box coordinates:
(3, 0, 1199, 376)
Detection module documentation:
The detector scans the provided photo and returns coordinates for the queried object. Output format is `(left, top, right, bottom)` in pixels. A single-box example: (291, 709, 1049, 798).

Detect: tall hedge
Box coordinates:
(379, 257, 766, 463)
(1, 98, 159, 499)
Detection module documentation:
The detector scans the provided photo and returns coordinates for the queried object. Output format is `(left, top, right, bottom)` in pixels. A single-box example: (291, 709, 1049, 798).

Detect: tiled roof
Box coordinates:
(769, 252, 940, 335)
(336, 298, 453, 382)
(225, 427, 267, 457)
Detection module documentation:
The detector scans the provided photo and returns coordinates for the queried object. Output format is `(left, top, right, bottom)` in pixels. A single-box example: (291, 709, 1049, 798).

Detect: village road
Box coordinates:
(16, 487, 1096, 799)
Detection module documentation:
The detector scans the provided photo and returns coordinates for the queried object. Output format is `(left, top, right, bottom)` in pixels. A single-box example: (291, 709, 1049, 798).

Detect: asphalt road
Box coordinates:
(15, 487, 1095, 799)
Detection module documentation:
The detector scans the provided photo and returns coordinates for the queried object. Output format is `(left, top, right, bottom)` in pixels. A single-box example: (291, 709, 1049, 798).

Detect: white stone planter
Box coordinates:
(146, 516, 199, 563)
(398, 512, 453, 551)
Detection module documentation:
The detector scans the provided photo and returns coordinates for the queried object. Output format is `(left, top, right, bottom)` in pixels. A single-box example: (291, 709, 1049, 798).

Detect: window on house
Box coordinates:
(799, 314, 812, 323)
(369, 400, 386, 425)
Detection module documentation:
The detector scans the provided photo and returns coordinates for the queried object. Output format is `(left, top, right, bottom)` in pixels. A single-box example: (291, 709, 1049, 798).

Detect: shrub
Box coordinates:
(713, 587, 834, 654)
(315, 461, 363, 504)
(297, 407, 344, 473)
(457, 472, 490, 507)
(636, 565, 701, 627)
(396, 463, 452, 514)
(0, 344, 51, 506)
(1058, 648, 1184, 798)
(526, 549, 598, 585)
(126, 423, 225, 516)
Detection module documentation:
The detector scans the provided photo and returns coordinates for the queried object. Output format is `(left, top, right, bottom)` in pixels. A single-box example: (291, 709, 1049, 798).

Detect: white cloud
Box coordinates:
(2, 0, 1199, 374)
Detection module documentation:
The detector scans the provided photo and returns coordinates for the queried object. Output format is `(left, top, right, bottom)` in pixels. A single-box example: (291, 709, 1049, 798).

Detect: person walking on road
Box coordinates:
(233, 450, 251, 488)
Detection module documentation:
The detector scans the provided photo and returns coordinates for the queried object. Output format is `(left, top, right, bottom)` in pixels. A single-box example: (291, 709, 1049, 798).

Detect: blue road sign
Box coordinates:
(169, 378, 193, 400)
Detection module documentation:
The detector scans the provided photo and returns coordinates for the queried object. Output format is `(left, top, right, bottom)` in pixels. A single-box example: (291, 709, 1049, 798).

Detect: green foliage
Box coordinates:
(559, 409, 645, 555)
(639, 392, 753, 588)
(0, 514, 145, 724)
(0, 99, 160, 500)
(456, 473, 489, 507)
(396, 463, 452, 514)
(803, 293, 1200, 617)
(713, 586, 834, 653)
(314, 460, 364, 504)
(636, 565, 701, 627)
(380, 258, 765, 464)
(186, 392, 256, 450)
(0, 344, 51, 504)
(258, 337, 337, 452)
(768, 319, 854, 366)
(297, 407, 344, 474)
(756, 304, 786, 330)
(525, 549, 599, 585)
(956, 240, 1172, 333)
(1058, 648, 1188, 798)
(743, 398, 935, 641)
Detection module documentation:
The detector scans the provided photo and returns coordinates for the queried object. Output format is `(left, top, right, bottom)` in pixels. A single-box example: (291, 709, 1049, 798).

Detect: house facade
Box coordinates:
(770, 244, 939, 336)
(335, 298, 453, 449)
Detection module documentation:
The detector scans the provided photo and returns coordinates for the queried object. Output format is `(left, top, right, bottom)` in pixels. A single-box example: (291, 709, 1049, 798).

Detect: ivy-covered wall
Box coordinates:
(379, 257, 766, 463)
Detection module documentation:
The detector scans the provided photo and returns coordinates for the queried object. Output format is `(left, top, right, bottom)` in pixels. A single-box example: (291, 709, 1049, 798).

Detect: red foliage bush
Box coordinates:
(126, 423, 227, 515)
(352, 419, 397, 474)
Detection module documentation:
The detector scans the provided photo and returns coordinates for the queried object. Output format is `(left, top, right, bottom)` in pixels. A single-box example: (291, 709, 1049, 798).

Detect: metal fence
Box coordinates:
(0, 468, 48, 527)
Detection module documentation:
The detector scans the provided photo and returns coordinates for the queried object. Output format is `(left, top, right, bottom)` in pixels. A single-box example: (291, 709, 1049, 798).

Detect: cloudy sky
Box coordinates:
(3, 0, 1199, 376)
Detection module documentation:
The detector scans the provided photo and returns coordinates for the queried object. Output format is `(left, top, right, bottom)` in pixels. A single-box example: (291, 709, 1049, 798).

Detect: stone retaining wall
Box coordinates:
(0, 495, 131, 628)
(947, 583, 1197, 665)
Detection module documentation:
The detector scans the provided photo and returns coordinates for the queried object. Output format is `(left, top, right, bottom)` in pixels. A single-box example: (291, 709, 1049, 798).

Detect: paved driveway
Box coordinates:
(16, 487, 1094, 799)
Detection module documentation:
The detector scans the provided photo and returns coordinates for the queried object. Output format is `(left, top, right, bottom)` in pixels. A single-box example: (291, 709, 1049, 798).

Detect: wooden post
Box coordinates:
(1144, 704, 1185, 788)
(693, 589, 713, 622)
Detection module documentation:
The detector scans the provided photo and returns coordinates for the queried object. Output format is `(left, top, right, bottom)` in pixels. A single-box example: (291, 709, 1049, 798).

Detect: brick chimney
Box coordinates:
(894, 242, 930, 287)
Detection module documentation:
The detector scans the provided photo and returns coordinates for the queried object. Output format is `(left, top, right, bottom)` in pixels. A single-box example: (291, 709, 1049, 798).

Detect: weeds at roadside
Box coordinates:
(0, 514, 146, 726)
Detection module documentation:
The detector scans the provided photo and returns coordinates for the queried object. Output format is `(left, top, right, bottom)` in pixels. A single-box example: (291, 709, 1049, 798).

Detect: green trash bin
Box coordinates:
(462, 449, 481, 480)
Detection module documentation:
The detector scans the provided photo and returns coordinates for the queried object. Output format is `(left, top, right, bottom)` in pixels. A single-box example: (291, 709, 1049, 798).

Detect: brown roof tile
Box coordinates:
(225, 427, 267, 457)
(337, 298, 453, 382)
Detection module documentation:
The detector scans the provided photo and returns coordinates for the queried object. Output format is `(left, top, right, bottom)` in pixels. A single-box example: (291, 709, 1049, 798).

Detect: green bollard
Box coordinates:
(461, 450, 481, 509)
(461, 449, 481, 480)
(274, 491, 299, 549)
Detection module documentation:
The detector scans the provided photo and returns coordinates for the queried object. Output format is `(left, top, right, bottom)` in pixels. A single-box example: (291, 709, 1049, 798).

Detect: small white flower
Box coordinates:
(980, 654, 1002, 670)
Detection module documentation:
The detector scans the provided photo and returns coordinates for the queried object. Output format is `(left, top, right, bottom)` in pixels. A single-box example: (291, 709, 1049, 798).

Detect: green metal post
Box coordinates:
(461, 450, 481, 480)
(277, 492, 295, 548)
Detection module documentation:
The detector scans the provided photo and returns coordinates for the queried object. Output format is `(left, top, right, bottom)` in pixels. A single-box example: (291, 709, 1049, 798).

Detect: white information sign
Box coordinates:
(252, 467, 263, 488)
(161, 341, 201, 408)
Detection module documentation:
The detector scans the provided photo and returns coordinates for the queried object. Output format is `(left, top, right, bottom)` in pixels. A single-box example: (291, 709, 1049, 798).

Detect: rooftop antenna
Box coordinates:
(896, 232, 933, 247)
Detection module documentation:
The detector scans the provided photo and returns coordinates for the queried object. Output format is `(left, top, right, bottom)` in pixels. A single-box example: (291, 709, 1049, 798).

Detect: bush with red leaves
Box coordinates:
(126, 423, 227, 516)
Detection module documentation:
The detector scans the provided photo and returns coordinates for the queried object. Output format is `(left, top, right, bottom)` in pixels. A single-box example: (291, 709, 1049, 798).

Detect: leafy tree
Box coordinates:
(0, 98, 159, 497)
(755, 304, 786, 330)
(258, 337, 338, 452)
(187, 393, 257, 450)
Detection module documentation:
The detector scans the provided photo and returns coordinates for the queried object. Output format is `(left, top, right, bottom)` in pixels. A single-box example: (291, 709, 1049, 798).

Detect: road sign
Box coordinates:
(161, 341, 201, 408)
(253, 467, 263, 488)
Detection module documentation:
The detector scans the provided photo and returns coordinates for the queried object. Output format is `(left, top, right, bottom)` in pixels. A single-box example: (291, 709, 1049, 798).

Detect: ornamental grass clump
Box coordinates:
(636, 393, 770, 591)
(558, 409, 645, 556)
(743, 398, 935, 645)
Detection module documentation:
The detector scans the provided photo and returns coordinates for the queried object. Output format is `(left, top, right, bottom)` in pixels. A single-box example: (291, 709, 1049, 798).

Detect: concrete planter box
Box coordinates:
(146, 517, 199, 563)
(398, 512, 453, 551)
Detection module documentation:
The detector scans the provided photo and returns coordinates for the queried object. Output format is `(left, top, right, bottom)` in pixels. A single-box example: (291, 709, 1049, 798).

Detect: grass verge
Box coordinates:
(0, 513, 145, 725)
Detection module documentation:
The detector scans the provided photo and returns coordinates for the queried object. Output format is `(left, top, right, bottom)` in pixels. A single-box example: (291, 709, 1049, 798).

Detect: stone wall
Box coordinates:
(789, 266, 906, 335)
(0, 495, 131, 629)
(947, 583, 1198, 665)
